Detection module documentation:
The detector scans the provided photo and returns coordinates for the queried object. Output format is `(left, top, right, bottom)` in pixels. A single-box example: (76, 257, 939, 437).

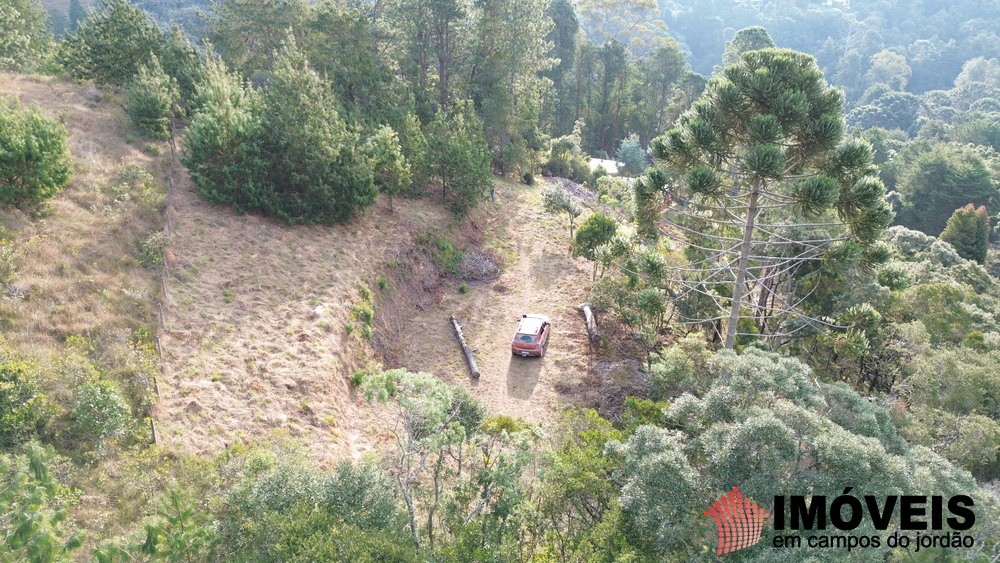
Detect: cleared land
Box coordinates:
(384, 181, 599, 427)
(158, 177, 600, 462)
(0, 73, 164, 371)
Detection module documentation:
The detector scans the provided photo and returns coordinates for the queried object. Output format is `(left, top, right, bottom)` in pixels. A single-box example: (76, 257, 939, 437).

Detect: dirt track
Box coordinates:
(389, 180, 599, 428)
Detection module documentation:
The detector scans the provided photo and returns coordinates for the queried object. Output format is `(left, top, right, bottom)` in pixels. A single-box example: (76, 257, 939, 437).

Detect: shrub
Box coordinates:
(417, 231, 464, 275)
(125, 55, 179, 140)
(57, 0, 162, 86)
(139, 231, 168, 267)
(0, 349, 50, 448)
(0, 97, 71, 207)
(72, 379, 131, 446)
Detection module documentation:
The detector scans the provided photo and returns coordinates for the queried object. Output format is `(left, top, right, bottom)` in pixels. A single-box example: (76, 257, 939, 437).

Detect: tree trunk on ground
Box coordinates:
(450, 315, 480, 378)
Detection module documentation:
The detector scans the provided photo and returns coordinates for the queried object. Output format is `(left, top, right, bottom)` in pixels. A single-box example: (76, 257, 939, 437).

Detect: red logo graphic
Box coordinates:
(704, 487, 770, 554)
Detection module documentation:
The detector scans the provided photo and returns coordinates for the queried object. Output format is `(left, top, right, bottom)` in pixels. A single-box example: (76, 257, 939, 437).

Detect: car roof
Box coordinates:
(517, 315, 548, 334)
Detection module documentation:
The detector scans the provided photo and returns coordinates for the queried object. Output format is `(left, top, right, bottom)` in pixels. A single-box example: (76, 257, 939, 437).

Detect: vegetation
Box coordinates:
(0, 0, 51, 72)
(652, 48, 893, 348)
(0, 97, 71, 207)
(125, 55, 178, 140)
(58, 0, 164, 86)
(4, 0, 1000, 560)
(941, 204, 991, 264)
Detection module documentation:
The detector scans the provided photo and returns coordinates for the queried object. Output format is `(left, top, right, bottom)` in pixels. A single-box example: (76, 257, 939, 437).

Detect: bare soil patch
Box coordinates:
(381, 180, 601, 430)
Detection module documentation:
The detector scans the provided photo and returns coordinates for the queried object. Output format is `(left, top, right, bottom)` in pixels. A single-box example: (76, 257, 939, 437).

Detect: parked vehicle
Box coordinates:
(511, 314, 551, 357)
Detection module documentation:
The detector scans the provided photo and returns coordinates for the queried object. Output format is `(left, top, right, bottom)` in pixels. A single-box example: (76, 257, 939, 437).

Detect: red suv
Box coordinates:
(511, 314, 551, 357)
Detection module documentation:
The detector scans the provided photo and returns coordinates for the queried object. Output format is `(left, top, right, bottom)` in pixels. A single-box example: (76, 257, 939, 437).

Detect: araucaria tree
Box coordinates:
(651, 49, 893, 349)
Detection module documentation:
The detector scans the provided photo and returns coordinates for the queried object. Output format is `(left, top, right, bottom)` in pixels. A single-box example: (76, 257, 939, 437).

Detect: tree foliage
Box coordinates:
(652, 48, 893, 348)
(614, 133, 646, 176)
(0, 445, 84, 562)
(58, 0, 164, 86)
(0, 97, 71, 207)
(184, 40, 377, 224)
(0, 0, 51, 72)
(0, 347, 49, 449)
(892, 143, 998, 236)
(425, 103, 492, 215)
(542, 185, 582, 243)
(722, 25, 775, 67)
(363, 126, 411, 211)
(125, 55, 179, 140)
(940, 203, 990, 264)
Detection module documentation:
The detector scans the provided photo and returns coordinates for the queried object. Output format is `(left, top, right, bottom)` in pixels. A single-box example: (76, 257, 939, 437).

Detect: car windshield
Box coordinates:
(515, 333, 536, 343)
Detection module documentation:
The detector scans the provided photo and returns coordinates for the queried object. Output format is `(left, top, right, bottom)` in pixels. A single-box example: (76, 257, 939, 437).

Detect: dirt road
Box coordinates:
(390, 180, 600, 428)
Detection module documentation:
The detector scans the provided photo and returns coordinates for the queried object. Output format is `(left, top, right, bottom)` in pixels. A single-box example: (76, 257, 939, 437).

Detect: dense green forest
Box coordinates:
(3, 0, 1000, 560)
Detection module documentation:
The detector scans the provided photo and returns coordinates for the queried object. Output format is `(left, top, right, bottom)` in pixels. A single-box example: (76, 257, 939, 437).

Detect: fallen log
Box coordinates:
(450, 315, 481, 379)
(578, 302, 599, 344)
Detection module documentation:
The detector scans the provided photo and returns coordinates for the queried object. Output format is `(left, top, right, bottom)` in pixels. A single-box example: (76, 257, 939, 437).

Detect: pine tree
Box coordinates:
(125, 55, 179, 140)
(58, 0, 163, 86)
(363, 126, 411, 212)
(940, 204, 990, 264)
(0, 0, 51, 71)
(0, 97, 71, 207)
(651, 49, 893, 349)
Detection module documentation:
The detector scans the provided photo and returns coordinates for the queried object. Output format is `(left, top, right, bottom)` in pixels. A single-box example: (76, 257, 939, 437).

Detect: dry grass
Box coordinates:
(156, 168, 452, 463)
(0, 72, 172, 544)
(0, 72, 165, 373)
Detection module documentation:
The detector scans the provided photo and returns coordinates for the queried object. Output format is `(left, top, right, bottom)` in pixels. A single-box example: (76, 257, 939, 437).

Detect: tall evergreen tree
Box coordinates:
(58, 0, 163, 86)
(940, 204, 990, 264)
(0, 0, 51, 72)
(652, 49, 894, 349)
(470, 0, 553, 174)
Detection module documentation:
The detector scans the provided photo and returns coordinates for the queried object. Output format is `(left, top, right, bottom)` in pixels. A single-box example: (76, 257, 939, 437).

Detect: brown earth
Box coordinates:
(380, 180, 601, 430)
(0, 72, 164, 363)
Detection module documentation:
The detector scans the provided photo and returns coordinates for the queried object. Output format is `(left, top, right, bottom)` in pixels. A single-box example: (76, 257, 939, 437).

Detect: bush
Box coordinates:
(0, 349, 50, 448)
(184, 41, 377, 225)
(57, 0, 163, 86)
(0, 97, 71, 207)
(139, 231, 168, 267)
(126, 55, 178, 140)
(72, 379, 131, 445)
(417, 231, 464, 275)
